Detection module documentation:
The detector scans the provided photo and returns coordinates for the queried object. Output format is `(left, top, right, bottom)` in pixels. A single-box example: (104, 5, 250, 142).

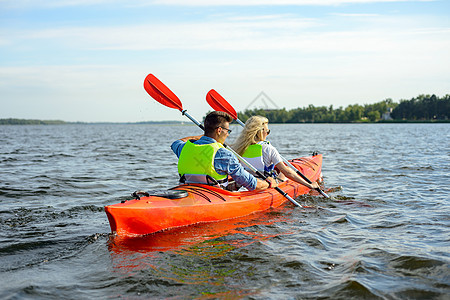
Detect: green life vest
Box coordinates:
(178, 140, 228, 184)
(242, 143, 265, 173)
(242, 141, 274, 175)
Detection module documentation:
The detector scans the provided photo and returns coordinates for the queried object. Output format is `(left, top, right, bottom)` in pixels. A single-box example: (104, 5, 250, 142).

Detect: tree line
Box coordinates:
(0, 118, 67, 125)
(237, 94, 449, 123)
(2, 94, 448, 125)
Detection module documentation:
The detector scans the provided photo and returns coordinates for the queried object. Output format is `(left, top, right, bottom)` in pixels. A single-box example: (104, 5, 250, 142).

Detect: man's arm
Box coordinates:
(215, 149, 277, 191)
(179, 135, 203, 142)
(171, 135, 203, 158)
(254, 177, 277, 191)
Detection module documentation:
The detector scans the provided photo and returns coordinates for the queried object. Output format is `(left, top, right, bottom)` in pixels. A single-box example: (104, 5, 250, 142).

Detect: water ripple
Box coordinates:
(0, 123, 449, 299)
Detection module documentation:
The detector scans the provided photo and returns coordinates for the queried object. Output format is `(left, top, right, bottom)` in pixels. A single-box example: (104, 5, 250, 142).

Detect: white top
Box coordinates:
(259, 141, 283, 169)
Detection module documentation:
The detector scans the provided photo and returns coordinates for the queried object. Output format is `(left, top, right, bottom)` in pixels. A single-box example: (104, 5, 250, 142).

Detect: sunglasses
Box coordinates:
(217, 126, 232, 134)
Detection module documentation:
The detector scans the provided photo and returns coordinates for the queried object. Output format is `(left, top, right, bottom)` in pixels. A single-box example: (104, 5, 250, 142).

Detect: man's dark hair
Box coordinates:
(204, 111, 233, 136)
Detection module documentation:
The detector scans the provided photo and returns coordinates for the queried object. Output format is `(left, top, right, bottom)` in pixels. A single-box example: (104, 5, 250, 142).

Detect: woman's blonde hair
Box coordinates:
(233, 115, 269, 156)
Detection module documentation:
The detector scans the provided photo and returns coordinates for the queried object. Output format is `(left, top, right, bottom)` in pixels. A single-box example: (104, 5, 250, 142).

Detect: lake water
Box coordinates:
(0, 123, 449, 299)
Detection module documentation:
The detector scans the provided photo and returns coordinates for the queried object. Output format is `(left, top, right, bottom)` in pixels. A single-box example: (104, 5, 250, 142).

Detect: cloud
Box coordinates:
(150, 0, 435, 5)
(0, 0, 436, 9)
(4, 12, 448, 55)
(330, 13, 381, 17)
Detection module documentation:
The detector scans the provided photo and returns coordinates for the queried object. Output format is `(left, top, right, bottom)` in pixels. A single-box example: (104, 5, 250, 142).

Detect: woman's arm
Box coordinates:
(276, 162, 320, 190)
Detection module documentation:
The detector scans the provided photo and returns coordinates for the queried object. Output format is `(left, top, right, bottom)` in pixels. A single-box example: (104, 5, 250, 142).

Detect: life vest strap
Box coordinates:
(179, 174, 228, 186)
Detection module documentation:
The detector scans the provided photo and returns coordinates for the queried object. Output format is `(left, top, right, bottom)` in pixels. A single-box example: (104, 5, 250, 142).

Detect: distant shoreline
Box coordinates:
(3, 94, 448, 125)
(1, 118, 448, 125)
(0, 118, 186, 125)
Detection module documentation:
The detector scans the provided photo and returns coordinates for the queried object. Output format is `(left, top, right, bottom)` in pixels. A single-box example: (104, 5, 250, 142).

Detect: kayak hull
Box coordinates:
(105, 155, 323, 237)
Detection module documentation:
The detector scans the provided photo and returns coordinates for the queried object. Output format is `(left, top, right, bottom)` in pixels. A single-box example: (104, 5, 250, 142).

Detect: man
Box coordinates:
(171, 111, 277, 191)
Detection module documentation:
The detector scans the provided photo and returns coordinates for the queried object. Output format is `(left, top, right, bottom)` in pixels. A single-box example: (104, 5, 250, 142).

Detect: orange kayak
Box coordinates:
(105, 154, 323, 237)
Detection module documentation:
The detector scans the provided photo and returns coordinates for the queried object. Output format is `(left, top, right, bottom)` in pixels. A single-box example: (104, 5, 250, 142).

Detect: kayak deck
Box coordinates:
(105, 155, 323, 237)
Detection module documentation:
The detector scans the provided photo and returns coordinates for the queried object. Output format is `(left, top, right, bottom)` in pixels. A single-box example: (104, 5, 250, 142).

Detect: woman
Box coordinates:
(233, 115, 320, 190)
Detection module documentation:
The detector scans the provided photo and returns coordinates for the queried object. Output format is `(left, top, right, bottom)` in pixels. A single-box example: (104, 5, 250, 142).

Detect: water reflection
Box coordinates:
(107, 208, 295, 270)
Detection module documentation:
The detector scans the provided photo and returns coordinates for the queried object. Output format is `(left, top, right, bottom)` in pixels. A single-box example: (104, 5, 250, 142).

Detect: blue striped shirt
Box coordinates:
(171, 136, 257, 190)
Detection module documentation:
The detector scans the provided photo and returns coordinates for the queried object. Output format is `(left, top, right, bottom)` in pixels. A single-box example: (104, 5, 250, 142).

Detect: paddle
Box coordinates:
(206, 89, 330, 199)
(143, 74, 305, 208)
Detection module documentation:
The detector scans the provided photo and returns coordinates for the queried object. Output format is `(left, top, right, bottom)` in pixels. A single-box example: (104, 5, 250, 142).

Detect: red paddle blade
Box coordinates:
(143, 74, 183, 111)
(206, 89, 238, 120)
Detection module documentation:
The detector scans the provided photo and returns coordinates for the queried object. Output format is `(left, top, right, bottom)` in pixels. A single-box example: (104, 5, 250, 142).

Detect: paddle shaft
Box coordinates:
(181, 111, 304, 208)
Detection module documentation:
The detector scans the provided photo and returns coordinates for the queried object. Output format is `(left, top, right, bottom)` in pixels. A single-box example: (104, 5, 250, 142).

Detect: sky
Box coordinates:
(0, 0, 449, 122)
